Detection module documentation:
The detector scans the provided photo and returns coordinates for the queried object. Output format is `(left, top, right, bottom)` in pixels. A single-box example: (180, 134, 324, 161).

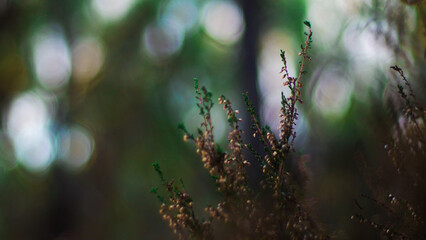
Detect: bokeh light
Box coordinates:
(5, 91, 56, 171)
(32, 25, 71, 90)
(162, 0, 199, 33)
(91, 0, 137, 22)
(307, 0, 353, 46)
(307, 0, 395, 101)
(72, 37, 105, 84)
(258, 29, 296, 130)
(343, 23, 393, 77)
(313, 69, 354, 118)
(142, 21, 185, 60)
(201, 1, 245, 45)
(58, 125, 95, 171)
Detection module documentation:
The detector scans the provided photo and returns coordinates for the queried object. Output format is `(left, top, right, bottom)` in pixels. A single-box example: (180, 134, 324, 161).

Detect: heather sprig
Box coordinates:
(280, 20, 312, 146)
(152, 162, 213, 239)
(390, 65, 424, 141)
(354, 65, 426, 239)
(153, 21, 328, 240)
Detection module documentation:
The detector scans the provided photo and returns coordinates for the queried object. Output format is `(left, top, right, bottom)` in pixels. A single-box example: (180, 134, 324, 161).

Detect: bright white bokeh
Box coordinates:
(258, 29, 296, 99)
(5, 91, 56, 171)
(91, 0, 136, 22)
(342, 23, 393, 76)
(258, 29, 297, 131)
(307, 0, 405, 103)
(33, 26, 71, 90)
(59, 125, 94, 170)
(307, 0, 367, 46)
(313, 70, 354, 118)
(201, 1, 244, 45)
(72, 37, 105, 83)
(162, 0, 198, 33)
(142, 21, 185, 59)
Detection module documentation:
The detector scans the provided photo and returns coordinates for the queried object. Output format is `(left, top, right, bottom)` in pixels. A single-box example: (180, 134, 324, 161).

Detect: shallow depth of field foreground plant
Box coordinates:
(151, 21, 329, 240)
(352, 66, 426, 240)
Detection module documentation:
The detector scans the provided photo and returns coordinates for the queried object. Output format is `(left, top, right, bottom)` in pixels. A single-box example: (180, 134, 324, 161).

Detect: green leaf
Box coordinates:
(303, 21, 311, 28)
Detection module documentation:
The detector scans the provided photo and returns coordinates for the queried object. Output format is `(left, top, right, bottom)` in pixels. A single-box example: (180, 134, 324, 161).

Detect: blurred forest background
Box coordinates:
(0, 0, 424, 239)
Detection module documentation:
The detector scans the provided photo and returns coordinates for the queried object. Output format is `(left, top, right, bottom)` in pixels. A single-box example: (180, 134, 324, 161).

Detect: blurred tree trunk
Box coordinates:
(237, 0, 261, 112)
(237, 0, 263, 186)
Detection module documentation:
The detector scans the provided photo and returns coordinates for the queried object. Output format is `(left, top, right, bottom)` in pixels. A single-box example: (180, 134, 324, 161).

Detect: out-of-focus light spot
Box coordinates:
(313, 70, 353, 118)
(19, 132, 54, 171)
(33, 26, 71, 90)
(307, 0, 352, 47)
(142, 21, 184, 60)
(72, 37, 105, 83)
(6, 92, 50, 139)
(343, 24, 393, 71)
(91, 0, 136, 22)
(201, 1, 244, 45)
(59, 126, 94, 170)
(258, 29, 296, 129)
(163, 0, 198, 33)
(258, 29, 296, 98)
(341, 22, 394, 98)
(5, 91, 56, 171)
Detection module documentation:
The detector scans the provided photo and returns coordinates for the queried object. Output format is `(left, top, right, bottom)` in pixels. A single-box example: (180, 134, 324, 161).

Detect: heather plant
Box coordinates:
(152, 22, 329, 240)
(353, 65, 426, 239)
